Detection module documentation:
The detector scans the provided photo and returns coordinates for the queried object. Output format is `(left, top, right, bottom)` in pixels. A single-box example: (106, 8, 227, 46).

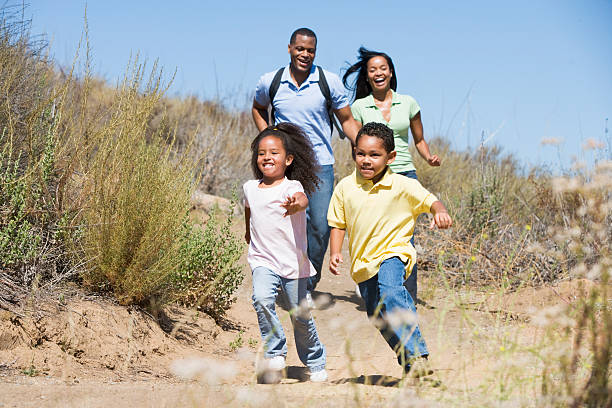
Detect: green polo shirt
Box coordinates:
(351, 91, 420, 172)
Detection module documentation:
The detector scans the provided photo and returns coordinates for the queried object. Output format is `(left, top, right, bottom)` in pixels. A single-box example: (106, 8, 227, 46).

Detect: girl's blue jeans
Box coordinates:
(251, 266, 326, 372)
(398, 170, 419, 303)
(358, 257, 429, 368)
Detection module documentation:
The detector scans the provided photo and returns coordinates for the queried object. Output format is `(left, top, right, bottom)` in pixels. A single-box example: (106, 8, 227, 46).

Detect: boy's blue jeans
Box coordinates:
(251, 267, 326, 372)
(358, 257, 429, 368)
(306, 164, 334, 292)
(398, 170, 419, 303)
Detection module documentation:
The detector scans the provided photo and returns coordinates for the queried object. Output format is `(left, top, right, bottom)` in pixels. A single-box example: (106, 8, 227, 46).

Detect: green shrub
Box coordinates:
(173, 193, 244, 319)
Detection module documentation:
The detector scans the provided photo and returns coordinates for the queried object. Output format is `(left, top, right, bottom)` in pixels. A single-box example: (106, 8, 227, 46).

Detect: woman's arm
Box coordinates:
(410, 112, 441, 166)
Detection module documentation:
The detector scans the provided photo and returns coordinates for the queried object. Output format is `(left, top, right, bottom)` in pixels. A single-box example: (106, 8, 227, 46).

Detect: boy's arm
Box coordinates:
(244, 207, 251, 244)
(329, 227, 345, 275)
(429, 201, 453, 229)
(281, 192, 308, 217)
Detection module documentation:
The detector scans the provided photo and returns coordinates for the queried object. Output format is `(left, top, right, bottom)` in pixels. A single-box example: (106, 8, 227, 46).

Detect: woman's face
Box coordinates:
(366, 56, 392, 93)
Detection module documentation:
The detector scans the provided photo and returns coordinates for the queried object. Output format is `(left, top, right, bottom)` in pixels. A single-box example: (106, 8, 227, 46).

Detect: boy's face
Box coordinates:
(354, 134, 396, 183)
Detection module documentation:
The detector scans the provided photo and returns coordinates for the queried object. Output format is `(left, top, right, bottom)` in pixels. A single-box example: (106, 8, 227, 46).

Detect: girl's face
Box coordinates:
(366, 56, 393, 93)
(257, 135, 293, 183)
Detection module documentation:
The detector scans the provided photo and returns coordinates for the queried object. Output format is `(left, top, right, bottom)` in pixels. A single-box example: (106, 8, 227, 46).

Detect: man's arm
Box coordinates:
(252, 99, 270, 132)
(333, 106, 360, 145)
(329, 227, 346, 275)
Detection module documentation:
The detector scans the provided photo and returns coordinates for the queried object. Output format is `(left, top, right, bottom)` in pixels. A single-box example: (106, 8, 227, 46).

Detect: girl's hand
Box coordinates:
(329, 253, 343, 275)
(429, 212, 453, 229)
(281, 192, 307, 217)
(426, 154, 441, 166)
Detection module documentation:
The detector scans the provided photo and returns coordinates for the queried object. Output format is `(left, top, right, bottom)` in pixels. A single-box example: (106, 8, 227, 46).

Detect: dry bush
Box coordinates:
(148, 96, 255, 197)
(0, 6, 77, 307)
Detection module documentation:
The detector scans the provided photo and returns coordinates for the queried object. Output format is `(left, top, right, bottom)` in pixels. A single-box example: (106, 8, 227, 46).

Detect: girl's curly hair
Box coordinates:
(250, 122, 320, 195)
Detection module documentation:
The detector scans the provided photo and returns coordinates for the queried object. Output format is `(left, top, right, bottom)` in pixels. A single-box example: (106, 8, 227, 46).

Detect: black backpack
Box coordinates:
(268, 66, 347, 140)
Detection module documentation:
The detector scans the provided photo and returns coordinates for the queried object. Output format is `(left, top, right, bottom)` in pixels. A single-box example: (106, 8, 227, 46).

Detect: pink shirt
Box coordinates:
(243, 178, 316, 279)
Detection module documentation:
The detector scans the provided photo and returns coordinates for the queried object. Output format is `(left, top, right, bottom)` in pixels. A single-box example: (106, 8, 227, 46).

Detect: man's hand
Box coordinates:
(329, 253, 343, 275)
(281, 192, 308, 217)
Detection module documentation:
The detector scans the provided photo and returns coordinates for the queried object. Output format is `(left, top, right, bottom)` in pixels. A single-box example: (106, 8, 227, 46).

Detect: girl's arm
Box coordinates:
(281, 192, 308, 217)
(329, 227, 346, 275)
(244, 207, 251, 244)
(410, 112, 441, 166)
(429, 201, 452, 229)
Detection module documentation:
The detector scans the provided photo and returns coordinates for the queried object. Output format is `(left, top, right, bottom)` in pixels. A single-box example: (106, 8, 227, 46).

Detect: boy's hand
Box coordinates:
(281, 192, 307, 217)
(429, 211, 453, 229)
(329, 253, 343, 275)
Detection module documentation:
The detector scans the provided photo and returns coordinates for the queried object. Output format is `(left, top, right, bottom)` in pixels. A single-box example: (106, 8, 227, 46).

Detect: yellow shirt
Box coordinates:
(327, 168, 438, 284)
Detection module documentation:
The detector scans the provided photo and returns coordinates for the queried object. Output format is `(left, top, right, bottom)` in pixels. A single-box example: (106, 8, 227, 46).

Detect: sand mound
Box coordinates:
(0, 295, 222, 380)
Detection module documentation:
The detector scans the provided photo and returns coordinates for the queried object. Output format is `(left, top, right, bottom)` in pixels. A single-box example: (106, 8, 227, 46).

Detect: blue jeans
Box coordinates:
(398, 170, 418, 303)
(251, 267, 326, 372)
(358, 257, 428, 368)
(306, 164, 334, 291)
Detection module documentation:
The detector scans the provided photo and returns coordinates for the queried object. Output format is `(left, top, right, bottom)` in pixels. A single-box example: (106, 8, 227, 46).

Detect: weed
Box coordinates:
(229, 329, 244, 351)
(247, 337, 258, 349)
(173, 190, 244, 319)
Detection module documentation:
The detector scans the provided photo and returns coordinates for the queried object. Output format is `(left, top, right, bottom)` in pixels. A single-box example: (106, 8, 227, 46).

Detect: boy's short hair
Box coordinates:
(356, 122, 395, 153)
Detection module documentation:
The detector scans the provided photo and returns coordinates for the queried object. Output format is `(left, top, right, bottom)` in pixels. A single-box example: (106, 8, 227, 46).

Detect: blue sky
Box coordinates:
(29, 1, 612, 172)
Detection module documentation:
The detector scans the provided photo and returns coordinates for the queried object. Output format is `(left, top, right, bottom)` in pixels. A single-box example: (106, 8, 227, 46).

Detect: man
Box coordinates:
(252, 27, 359, 292)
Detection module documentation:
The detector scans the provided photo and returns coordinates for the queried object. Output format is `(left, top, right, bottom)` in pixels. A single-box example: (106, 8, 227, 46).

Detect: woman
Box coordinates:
(342, 47, 441, 304)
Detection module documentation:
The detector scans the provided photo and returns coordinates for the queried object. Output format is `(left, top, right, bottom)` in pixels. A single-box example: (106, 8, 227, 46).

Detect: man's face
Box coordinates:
(288, 35, 316, 74)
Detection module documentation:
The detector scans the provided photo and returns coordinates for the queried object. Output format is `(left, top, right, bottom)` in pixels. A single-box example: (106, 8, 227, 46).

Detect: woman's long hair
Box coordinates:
(250, 123, 320, 195)
(342, 46, 397, 101)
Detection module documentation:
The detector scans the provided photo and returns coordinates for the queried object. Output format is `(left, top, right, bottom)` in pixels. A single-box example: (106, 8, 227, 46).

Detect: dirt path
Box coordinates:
(0, 234, 580, 407)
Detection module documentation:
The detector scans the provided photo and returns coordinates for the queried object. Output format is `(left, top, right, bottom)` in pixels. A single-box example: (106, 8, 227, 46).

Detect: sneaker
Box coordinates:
(305, 292, 315, 310)
(404, 357, 433, 378)
(268, 355, 286, 371)
(309, 369, 328, 382)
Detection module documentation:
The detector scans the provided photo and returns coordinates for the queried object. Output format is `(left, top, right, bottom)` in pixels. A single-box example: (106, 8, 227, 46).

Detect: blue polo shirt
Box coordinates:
(254, 65, 349, 166)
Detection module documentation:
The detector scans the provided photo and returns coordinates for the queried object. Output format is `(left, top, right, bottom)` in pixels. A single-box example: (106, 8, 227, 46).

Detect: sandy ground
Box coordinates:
(0, 230, 590, 407)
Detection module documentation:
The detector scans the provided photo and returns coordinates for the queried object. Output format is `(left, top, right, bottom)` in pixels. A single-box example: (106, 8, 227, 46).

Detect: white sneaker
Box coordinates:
(305, 292, 315, 310)
(309, 369, 328, 382)
(268, 355, 286, 371)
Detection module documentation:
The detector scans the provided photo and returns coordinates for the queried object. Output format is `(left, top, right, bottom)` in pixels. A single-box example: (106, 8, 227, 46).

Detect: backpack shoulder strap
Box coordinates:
(268, 67, 285, 125)
(316, 66, 347, 139)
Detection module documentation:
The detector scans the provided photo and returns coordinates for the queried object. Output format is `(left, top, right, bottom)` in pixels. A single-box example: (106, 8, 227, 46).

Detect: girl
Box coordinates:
(244, 122, 327, 382)
(342, 47, 441, 305)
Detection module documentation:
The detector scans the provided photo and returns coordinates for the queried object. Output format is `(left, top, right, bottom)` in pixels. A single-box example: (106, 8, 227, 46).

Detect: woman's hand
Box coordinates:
(426, 154, 441, 166)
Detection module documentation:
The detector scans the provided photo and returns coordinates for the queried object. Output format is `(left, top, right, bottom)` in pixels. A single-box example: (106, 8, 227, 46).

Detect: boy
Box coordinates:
(327, 122, 452, 375)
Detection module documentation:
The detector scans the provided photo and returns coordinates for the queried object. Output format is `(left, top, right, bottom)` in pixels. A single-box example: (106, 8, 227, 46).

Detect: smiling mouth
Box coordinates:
(373, 78, 385, 85)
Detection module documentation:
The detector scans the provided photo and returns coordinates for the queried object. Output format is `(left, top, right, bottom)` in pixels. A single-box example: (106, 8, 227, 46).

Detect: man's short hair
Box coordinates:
(290, 28, 317, 45)
(356, 122, 395, 153)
